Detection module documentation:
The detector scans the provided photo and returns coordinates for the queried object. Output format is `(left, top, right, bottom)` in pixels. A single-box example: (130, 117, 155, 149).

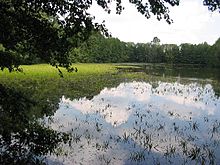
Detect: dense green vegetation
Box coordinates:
(1, 0, 220, 164)
(0, 64, 144, 101)
(68, 33, 220, 67)
(5, 31, 220, 67)
(0, 0, 185, 72)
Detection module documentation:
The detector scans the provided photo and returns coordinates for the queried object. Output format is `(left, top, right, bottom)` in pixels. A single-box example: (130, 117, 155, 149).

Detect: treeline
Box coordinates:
(18, 32, 220, 67)
(68, 33, 220, 67)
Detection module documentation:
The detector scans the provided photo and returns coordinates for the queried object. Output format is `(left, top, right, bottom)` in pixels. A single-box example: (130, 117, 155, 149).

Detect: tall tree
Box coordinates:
(152, 37, 161, 45)
(162, 44, 179, 64)
(210, 38, 220, 67)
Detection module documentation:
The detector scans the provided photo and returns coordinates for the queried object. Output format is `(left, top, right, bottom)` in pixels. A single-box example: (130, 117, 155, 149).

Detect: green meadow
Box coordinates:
(0, 64, 145, 106)
(1, 63, 219, 103)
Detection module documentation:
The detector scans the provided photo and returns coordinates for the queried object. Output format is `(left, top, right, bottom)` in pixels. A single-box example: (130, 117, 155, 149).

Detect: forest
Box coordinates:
(19, 32, 220, 67)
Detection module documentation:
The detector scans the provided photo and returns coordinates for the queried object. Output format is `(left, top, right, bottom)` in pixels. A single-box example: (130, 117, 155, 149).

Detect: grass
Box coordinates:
(0, 63, 127, 118)
(0, 64, 130, 109)
(0, 63, 219, 103)
(0, 63, 117, 78)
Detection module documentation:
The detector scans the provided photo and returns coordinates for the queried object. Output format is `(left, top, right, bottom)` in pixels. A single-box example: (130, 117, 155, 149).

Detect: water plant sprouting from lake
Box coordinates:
(45, 81, 220, 165)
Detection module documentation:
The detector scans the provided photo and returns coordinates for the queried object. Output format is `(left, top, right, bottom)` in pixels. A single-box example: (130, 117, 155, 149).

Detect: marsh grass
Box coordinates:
(0, 63, 159, 106)
(1, 63, 218, 91)
(1, 63, 219, 118)
(0, 64, 117, 101)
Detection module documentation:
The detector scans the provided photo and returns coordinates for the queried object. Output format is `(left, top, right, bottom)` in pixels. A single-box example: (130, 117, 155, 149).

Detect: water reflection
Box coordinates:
(117, 64, 220, 81)
(0, 84, 70, 164)
(46, 82, 220, 165)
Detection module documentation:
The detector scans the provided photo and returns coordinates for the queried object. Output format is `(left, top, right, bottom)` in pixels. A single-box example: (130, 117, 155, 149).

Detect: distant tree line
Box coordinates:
(7, 32, 220, 67)
(68, 33, 220, 67)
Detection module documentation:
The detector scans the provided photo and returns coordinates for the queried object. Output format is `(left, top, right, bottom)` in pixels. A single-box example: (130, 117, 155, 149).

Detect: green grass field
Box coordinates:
(1, 63, 219, 103)
(0, 64, 144, 104)
(0, 63, 117, 78)
(0, 64, 128, 118)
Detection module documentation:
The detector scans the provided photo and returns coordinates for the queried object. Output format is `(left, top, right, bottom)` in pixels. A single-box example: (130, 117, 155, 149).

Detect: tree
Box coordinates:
(70, 32, 129, 63)
(0, 0, 106, 72)
(162, 44, 179, 64)
(0, 84, 71, 164)
(1, 0, 220, 71)
(210, 38, 220, 67)
(203, 0, 220, 11)
(193, 42, 211, 65)
(152, 37, 161, 45)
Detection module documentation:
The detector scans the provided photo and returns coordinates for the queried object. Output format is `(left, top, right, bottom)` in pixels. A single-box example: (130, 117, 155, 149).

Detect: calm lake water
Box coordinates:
(44, 65, 220, 165)
(117, 64, 220, 82)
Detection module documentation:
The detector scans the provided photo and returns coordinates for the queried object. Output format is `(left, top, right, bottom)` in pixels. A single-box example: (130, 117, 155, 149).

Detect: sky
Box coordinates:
(88, 0, 220, 45)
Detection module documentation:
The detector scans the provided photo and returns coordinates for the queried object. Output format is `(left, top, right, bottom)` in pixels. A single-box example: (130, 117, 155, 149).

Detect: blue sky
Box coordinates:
(88, 0, 220, 45)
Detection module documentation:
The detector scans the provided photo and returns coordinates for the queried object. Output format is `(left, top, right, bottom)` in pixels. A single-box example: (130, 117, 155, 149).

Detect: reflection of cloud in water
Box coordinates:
(46, 82, 220, 165)
(60, 82, 219, 126)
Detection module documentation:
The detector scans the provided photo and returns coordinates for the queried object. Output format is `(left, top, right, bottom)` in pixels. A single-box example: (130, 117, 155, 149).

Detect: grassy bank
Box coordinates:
(0, 64, 118, 101)
(0, 64, 117, 78)
(0, 64, 125, 118)
(0, 64, 145, 103)
(1, 63, 219, 103)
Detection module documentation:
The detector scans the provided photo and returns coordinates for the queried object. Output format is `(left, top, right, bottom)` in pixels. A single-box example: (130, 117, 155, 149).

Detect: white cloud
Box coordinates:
(88, 0, 220, 45)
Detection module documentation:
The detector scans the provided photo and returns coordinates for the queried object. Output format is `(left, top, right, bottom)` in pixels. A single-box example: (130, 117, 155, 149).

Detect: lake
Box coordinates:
(43, 64, 220, 165)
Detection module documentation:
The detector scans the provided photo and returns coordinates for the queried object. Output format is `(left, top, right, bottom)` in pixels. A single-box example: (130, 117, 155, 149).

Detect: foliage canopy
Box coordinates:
(0, 0, 220, 71)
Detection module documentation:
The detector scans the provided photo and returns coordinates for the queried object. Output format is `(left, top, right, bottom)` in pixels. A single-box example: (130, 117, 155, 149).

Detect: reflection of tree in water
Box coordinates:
(0, 84, 70, 164)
